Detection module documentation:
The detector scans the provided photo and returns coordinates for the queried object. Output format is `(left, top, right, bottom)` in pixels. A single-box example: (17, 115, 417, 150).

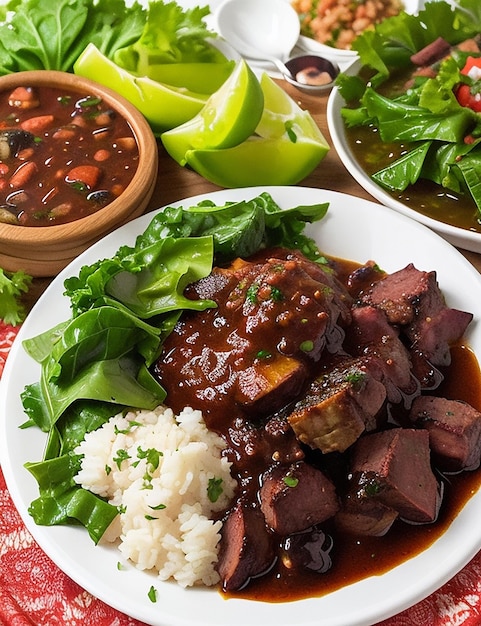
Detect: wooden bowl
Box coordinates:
(0, 70, 158, 277)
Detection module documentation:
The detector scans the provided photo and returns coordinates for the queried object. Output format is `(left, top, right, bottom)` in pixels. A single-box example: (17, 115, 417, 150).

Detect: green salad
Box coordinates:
(337, 0, 481, 217)
(20, 192, 328, 542)
(0, 0, 224, 74)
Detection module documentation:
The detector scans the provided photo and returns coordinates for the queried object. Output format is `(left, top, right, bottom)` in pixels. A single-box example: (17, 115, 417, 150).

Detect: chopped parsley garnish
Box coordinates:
(114, 420, 143, 434)
(148, 586, 157, 603)
(112, 448, 130, 469)
(137, 446, 163, 470)
(270, 286, 283, 301)
(283, 476, 299, 488)
(207, 477, 223, 503)
(246, 283, 259, 303)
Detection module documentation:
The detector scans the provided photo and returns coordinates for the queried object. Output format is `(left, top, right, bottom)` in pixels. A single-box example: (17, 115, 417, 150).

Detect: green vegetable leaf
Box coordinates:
(0, 268, 32, 325)
(455, 152, 481, 215)
(0, 0, 145, 73)
(372, 141, 432, 191)
(113, 0, 223, 75)
(25, 452, 117, 543)
(362, 87, 473, 143)
(207, 477, 223, 503)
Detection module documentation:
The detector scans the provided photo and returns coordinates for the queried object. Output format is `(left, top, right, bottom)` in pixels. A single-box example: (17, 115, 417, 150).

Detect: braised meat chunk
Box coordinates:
(344, 305, 418, 405)
(347, 428, 441, 524)
(150, 246, 476, 595)
(217, 500, 275, 592)
(335, 490, 399, 537)
(357, 263, 473, 366)
(259, 461, 339, 535)
(154, 249, 353, 427)
(288, 358, 387, 453)
(410, 396, 481, 472)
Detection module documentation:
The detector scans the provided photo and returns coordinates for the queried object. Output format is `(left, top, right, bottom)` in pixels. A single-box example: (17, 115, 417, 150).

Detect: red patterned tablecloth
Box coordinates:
(2, 321, 481, 626)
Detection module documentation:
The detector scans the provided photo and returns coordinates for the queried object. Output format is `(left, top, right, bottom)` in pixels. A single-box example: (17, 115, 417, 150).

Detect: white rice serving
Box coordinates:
(74, 405, 237, 587)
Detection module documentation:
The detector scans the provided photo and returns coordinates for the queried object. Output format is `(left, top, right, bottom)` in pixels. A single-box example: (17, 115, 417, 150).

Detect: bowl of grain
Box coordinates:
(291, 0, 421, 63)
(0, 70, 158, 277)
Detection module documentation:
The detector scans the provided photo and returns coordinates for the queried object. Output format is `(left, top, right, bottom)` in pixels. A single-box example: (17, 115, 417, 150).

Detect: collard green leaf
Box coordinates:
(372, 141, 432, 191)
(455, 153, 481, 215)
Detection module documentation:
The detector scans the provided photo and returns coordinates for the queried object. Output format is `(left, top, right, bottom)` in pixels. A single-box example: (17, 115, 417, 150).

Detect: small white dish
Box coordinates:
(2, 186, 481, 626)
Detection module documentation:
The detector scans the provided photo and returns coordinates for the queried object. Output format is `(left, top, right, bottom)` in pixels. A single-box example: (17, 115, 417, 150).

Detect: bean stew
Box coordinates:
(0, 84, 139, 227)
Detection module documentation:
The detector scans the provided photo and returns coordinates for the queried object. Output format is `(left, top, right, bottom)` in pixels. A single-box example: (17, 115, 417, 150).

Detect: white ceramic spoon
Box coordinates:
(214, 0, 339, 94)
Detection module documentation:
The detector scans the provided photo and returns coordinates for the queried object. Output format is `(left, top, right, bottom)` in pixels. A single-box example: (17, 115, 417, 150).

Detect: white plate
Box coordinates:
(327, 84, 481, 254)
(2, 187, 481, 626)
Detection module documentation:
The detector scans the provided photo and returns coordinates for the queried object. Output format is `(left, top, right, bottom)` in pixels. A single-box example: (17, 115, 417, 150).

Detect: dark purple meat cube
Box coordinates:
(410, 396, 481, 471)
(259, 461, 339, 535)
(358, 263, 473, 367)
(217, 500, 275, 591)
(288, 358, 387, 453)
(345, 306, 418, 404)
(350, 428, 441, 523)
(335, 491, 398, 537)
(405, 306, 473, 367)
(359, 263, 437, 325)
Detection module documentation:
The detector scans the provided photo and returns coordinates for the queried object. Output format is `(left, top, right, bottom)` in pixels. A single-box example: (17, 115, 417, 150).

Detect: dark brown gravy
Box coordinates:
(154, 249, 481, 603)
(206, 254, 481, 603)
(224, 344, 481, 602)
(344, 123, 481, 235)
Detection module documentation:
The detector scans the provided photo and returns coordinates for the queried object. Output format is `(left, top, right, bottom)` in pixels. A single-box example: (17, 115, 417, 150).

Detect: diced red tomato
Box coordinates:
(0, 321, 20, 378)
(455, 56, 481, 112)
(456, 84, 481, 112)
(461, 56, 481, 77)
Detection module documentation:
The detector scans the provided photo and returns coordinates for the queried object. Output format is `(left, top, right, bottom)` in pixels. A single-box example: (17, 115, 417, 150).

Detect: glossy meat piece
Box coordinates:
(349, 428, 441, 524)
(288, 358, 387, 453)
(358, 263, 473, 366)
(346, 260, 386, 298)
(259, 461, 339, 535)
(153, 249, 352, 427)
(225, 413, 304, 472)
(410, 396, 481, 472)
(405, 306, 473, 368)
(359, 263, 442, 325)
(410, 36, 451, 66)
(217, 500, 275, 591)
(344, 305, 418, 405)
(335, 490, 398, 537)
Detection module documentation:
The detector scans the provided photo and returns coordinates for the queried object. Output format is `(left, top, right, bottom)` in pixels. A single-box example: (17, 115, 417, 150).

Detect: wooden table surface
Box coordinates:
(25, 79, 481, 307)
